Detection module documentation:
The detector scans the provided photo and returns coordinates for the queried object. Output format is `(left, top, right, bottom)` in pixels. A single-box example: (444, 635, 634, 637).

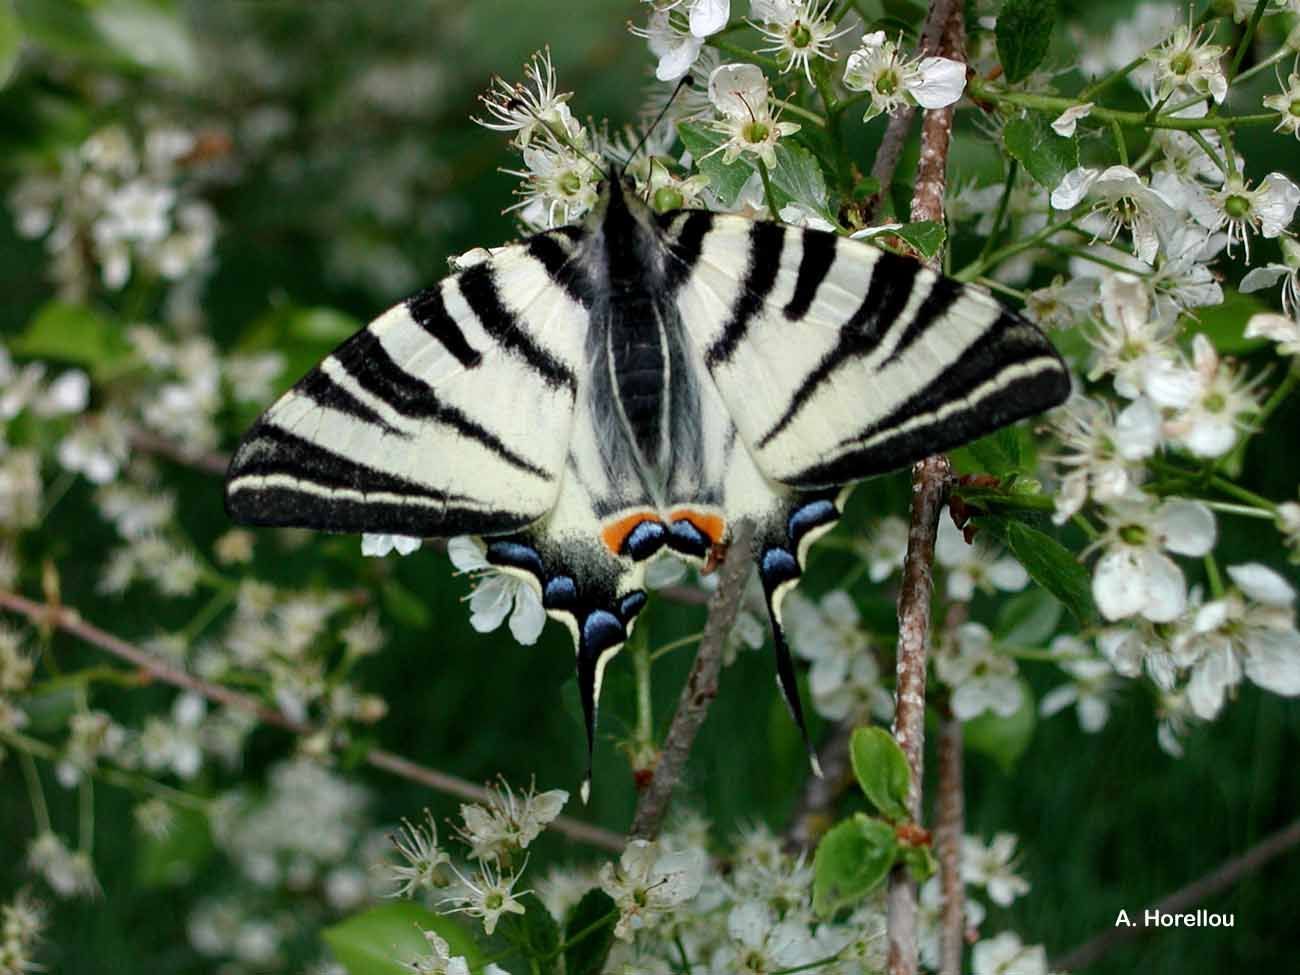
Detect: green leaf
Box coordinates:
(849, 726, 911, 822)
(90, 1, 198, 78)
(1182, 289, 1271, 354)
(517, 900, 561, 973)
(888, 220, 947, 259)
(963, 677, 1037, 772)
(881, 0, 927, 23)
(769, 141, 833, 222)
(677, 121, 752, 207)
(564, 889, 617, 975)
(852, 175, 881, 200)
(963, 429, 1020, 477)
(813, 813, 898, 917)
(11, 301, 132, 373)
(323, 903, 483, 975)
(136, 806, 213, 888)
(996, 589, 1063, 646)
(1003, 113, 1077, 190)
(996, 0, 1056, 84)
(982, 517, 1094, 623)
(897, 841, 937, 884)
(0, 0, 22, 88)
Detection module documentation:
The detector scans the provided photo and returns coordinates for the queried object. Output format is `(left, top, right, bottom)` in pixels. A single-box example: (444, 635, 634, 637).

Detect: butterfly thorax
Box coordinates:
(582, 178, 699, 509)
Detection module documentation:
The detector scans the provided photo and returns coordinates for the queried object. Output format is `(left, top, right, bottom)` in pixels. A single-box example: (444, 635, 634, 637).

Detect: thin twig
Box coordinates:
(886, 2, 963, 973)
(862, 107, 916, 224)
(0, 589, 623, 853)
(628, 522, 755, 840)
(1051, 816, 1300, 972)
(936, 714, 965, 975)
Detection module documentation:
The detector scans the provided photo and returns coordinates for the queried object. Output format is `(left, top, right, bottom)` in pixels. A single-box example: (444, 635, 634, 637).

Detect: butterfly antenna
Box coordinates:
(620, 74, 695, 177)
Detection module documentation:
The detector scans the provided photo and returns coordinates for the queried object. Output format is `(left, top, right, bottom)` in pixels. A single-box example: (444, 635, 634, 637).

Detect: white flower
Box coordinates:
(1277, 500, 1300, 562)
(474, 49, 578, 147)
(441, 859, 529, 937)
(935, 517, 1029, 601)
(1178, 563, 1300, 719)
(361, 533, 422, 557)
(57, 411, 130, 484)
(705, 63, 800, 168)
(1091, 496, 1216, 623)
(1051, 166, 1176, 264)
(751, 0, 852, 83)
(855, 515, 909, 581)
(456, 779, 568, 861)
(403, 928, 471, 975)
(971, 931, 1047, 975)
(1086, 272, 1180, 399)
(447, 536, 547, 645)
(842, 31, 966, 121)
(961, 833, 1029, 906)
(599, 839, 704, 940)
(778, 202, 836, 232)
(631, 10, 704, 82)
(918, 878, 983, 969)
(1040, 635, 1116, 732)
(1157, 334, 1260, 458)
(1193, 173, 1300, 260)
(1024, 274, 1097, 330)
(1263, 72, 1300, 139)
(1240, 237, 1300, 319)
(387, 809, 451, 897)
(99, 179, 175, 244)
(1051, 102, 1093, 137)
(783, 591, 891, 722)
(711, 901, 819, 972)
(506, 137, 602, 231)
(935, 623, 1022, 721)
(1244, 312, 1300, 357)
(27, 832, 99, 899)
(1145, 24, 1228, 103)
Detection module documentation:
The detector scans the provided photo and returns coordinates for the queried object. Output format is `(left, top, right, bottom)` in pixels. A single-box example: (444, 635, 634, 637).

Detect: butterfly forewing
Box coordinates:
(673, 215, 1070, 489)
(224, 235, 587, 537)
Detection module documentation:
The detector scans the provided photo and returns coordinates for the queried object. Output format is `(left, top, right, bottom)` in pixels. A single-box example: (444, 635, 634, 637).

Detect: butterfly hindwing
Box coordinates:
(224, 234, 589, 537)
(669, 214, 1071, 489)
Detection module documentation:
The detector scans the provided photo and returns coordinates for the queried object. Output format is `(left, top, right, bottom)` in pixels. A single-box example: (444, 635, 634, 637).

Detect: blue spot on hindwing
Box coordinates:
(623, 520, 667, 560)
(619, 591, 647, 622)
(582, 610, 625, 654)
(787, 499, 838, 543)
(543, 575, 577, 609)
(486, 541, 544, 577)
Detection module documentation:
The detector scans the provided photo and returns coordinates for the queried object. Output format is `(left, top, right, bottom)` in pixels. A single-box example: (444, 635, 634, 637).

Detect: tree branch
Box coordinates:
(0, 589, 623, 853)
(1051, 816, 1300, 972)
(936, 714, 965, 975)
(887, 3, 963, 973)
(628, 521, 755, 840)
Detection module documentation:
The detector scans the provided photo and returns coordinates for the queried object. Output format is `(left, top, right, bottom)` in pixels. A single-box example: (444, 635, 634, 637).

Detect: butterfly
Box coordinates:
(224, 173, 1070, 794)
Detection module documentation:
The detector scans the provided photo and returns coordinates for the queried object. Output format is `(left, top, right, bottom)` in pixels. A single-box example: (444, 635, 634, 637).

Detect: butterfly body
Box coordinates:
(225, 173, 1070, 786)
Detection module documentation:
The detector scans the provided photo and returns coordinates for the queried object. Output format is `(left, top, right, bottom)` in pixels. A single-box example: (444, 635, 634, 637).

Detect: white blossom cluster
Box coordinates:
(10, 124, 217, 299)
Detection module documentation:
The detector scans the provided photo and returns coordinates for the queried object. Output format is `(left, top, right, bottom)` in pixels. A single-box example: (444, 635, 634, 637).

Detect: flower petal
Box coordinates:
(1157, 500, 1217, 556)
(908, 57, 967, 109)
(1226, 563, 1295, 606)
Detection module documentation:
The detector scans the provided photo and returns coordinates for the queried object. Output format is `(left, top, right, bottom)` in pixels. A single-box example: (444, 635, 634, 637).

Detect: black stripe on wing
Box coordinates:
(788, 311, 1071, 486)
(331, 331, 552, 480)
(661, 210, 713, 293)
(297, 368, 401, 435)
(705, 220, 785, 369)
(526, 233, 595, 308)
(757, 250, 920, 449)
(225, 424, 533, 535)
(783, 228, 837, 321)
(406, 286, 482, 369)
(458, 263, 578, 393)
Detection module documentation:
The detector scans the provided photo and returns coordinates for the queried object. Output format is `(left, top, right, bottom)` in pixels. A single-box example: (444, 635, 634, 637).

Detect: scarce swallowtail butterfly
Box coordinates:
(224, 173, 1070, 793)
